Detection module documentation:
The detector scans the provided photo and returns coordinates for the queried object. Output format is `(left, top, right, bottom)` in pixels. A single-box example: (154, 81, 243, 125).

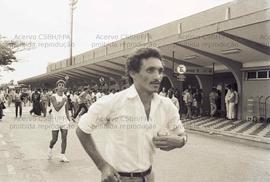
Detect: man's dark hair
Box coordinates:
(56, 79, 66, 87)
(126, 47, 162, 84)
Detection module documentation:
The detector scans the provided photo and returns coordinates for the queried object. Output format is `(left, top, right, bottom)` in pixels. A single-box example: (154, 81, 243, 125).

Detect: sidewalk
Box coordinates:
(182, 116, 270, 144)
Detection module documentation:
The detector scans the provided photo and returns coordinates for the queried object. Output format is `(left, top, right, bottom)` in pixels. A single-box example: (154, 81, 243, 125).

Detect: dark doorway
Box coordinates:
(159, 76, 172, 92)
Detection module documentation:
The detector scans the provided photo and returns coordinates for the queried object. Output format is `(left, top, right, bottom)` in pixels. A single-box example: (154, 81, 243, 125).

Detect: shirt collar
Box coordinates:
(126, 85, 161, 104)
(126, 85, 162, 115)
(126, 84, 139, 99)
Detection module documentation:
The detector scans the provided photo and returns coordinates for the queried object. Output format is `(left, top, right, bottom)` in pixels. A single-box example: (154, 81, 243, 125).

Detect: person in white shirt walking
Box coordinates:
(225, 85, 232, 119)
(183, 89, 192, 119)
(167, 89, 180, 111)
(228, 86, 238, 120)
(72, 87, 89, 121)
(209, 88, 218, 117)
(48, 80, 70, 162)
(76, 47, 187, 182)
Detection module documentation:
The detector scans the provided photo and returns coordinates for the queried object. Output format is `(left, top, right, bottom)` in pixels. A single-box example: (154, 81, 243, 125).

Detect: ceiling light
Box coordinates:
(183, 55, 198, 60)
(221, 48, 241, 55)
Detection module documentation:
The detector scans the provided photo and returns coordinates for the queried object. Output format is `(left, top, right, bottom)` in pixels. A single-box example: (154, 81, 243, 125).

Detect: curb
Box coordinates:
(185, 125, 270, 145)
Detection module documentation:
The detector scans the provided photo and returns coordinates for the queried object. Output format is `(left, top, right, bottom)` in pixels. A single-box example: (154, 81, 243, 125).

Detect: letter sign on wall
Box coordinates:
(177, 65, 187, 74)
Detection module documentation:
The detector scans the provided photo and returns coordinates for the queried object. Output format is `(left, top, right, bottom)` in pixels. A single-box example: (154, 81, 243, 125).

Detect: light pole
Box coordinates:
(69, 0, 78, 66)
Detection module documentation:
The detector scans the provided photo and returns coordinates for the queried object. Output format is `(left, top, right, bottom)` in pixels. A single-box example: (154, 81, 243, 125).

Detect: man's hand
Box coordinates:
(153, 134, 187, 151)
(101, 163, 121, 182)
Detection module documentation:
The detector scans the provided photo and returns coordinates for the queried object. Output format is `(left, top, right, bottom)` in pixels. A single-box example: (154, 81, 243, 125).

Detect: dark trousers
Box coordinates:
(15, 102, 22, 117)
(41, 101, 48, 117)
(30, 102, 41, 116)
(0, 108, 3, 119)
(73, 103, 88, 118)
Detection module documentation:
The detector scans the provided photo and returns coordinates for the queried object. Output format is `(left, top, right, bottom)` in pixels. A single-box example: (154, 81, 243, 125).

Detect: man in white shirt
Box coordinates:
(48, 80, 70, 162)
(225, 85, 232, 119)
(183, 89, 192, 119)
(167, 89, 180, 111)
(228, 86, 238, 120)
(72, 87, 89, 120)
(76, 47, 187, 182)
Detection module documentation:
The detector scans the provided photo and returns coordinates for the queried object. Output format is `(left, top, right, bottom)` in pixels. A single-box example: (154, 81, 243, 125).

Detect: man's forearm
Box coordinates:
(76, 127, 107, 171)
(177, 133, 187, 148)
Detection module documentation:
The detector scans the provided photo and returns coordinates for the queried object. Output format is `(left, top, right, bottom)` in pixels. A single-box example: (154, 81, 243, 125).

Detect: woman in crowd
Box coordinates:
(30, 89, 42, 116)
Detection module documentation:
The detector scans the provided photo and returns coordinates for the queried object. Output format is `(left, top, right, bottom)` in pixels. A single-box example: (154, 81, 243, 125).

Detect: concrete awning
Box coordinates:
(18, 0, 270, 87)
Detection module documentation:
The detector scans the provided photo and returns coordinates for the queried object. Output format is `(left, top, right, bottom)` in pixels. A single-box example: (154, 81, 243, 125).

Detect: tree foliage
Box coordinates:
(0, 35, 26, 72)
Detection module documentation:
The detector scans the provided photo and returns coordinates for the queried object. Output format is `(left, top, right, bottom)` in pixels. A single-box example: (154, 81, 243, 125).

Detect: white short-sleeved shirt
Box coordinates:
(78, 85, 185, 173)
(49, 94, 69, 130)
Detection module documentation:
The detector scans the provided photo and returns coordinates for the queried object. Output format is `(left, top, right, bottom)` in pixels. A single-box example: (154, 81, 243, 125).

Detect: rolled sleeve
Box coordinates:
(78, 95, 113, 134)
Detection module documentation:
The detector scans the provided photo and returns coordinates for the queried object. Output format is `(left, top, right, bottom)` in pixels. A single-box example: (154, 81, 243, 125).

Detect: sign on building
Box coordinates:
(177, 74, 186, 81)
(176, 65, 187, 74)
(174, 64, 213, 75)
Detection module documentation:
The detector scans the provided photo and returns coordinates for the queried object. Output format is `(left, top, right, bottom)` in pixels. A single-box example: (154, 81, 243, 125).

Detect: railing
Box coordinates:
(247, 96, 270, 123)
(265, 96, 270, 123)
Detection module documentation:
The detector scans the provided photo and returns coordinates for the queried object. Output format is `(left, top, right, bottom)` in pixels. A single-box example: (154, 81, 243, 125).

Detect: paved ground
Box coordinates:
(0, 106, 270, 182)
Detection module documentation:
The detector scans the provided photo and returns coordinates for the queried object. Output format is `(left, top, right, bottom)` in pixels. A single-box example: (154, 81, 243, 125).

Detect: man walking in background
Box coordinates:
(72, 87, 89, 121)
(225, 85, 232, 119)
(209, 87, 218, 117)
(48, 80, 70, 162)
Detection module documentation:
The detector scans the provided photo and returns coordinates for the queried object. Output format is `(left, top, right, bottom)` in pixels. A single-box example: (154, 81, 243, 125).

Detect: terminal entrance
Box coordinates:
(164, 63, 238, 119)
(159, 76, 173, 93)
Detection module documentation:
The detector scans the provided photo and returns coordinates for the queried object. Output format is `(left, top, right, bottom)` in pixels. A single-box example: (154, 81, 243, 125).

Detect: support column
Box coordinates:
(175, 43, 243, 120)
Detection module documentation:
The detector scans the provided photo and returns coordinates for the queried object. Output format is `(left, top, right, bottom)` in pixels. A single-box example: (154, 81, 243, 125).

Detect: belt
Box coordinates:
(118, 166, 152, 178)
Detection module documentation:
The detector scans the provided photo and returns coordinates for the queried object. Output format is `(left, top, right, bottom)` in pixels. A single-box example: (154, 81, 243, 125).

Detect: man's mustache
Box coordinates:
(150, 81, 161, 84)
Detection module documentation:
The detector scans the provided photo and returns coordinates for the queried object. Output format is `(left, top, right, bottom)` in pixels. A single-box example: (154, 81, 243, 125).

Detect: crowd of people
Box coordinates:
(0, 84, 119, 162)
(158, 84, 238, 120)
(0, 82, 239, 123)
(0, 86, 117, 121)
(0, 81, 239, 167)
(158, 86, 204, 119)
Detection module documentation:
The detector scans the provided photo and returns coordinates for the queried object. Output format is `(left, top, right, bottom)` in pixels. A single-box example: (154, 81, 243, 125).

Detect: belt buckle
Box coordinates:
(130, 172, 134, 178)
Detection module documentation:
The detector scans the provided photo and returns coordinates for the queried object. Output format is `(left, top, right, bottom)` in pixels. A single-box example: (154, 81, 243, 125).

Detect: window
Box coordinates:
(258, 71, 267, 78)
(247, 72, 256, 79)
(246, 70, 270, 80)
